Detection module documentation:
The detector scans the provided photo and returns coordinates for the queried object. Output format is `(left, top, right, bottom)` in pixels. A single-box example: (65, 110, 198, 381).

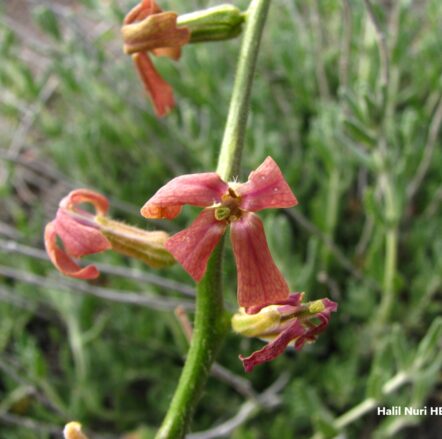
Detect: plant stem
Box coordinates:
(374, 146, 398, 328)
(217, 0, 272, 180)
(155, 1, 272, 437)
(320, 169, 340, 271)
(363, 0, 398, 327)
(155, 244, 227, 439)
(311, 371, 409, 439)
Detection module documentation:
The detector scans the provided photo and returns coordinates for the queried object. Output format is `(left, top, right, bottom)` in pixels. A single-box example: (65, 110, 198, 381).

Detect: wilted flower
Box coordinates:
(232, 293, 337, 372)
(141, 156, 297, 307)
(45, 189, 174, 279)
(122, 0, 190, 117)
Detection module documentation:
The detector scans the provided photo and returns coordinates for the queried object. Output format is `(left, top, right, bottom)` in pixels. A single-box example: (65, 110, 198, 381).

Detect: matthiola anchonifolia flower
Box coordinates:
(122, 0, 190, 117)
(141, 156, 297, 307)
(44, 189, 174, 279)
(232, 293, 338, 372)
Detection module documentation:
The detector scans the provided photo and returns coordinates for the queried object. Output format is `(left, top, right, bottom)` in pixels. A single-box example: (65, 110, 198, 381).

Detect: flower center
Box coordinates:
(214, 187, 243, 223)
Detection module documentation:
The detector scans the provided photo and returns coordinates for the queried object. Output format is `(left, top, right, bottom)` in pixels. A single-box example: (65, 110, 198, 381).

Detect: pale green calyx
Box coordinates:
(232, 306, 281, 337)
(177, 4, 245, 43)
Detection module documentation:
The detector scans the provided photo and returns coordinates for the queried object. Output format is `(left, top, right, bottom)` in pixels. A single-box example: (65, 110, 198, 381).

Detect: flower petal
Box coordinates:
(60, 189, 109, 216)
(240, 319, 305, 372)
(245, 292, 303, 315)
(230, 212, 290, 307)
(54, 210, 111, 258)
(141, 173, 228, 219)
(44, 222, 100, 279)
(236, 156, 298, 212)
(124, 0, 160, 25)
(152, 46, 182, 61)
(122, 12, 190, 55)
(294, 299, 338, 350)
(165, 209, 227, 281)
(132, 52, 175, 117)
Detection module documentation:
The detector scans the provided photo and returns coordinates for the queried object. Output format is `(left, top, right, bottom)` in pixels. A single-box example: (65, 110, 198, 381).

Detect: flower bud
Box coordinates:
(63, 422, 89, 439)
(177, 4, 245, 43)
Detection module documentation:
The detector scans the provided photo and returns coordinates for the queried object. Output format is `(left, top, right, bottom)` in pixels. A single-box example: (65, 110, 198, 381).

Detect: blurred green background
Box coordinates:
(1, 0, 441, 438)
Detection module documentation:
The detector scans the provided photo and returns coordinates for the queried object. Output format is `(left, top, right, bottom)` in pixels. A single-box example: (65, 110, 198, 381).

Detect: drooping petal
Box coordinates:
(60, 189, 109, 216)
(132, 52, 175, 117)
(54, 210, 111, 258)
(240, 319, 305, 372)
(141, 173, 228, 219)
(165, 209, 227, 281)
(230, 212, 290, 307)
(236, 156, 298, 212)
(122, 12, 190, 55)
(44, 222, 100, 280)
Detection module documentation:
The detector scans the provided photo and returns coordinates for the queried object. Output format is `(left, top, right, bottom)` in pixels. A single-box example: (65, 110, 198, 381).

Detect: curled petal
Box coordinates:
(44, 222, 99, 279)
(165, 209, 227, 281)
(122, 12, 190, 55)
(132, 52, 175, 117)
(59, 189, 109, 216)
(141, 173, 228, 219)
(124, 0, 160, 25)
(237, 156, 298, 212)
(240, 320, 305, 372)
(54, 210, 111, 258)
(294, 299, 338, 350)
(246, 292, 303, 315)
(230, 213, 289, 307)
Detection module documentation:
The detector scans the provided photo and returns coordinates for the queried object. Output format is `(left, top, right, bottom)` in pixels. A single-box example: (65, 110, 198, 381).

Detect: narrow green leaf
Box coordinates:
(33, 6, 61, 41)
(344, 119, 376, 147)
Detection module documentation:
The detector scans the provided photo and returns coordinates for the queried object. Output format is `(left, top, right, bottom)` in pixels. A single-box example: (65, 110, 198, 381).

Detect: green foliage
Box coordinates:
(1, 0, 441, 438)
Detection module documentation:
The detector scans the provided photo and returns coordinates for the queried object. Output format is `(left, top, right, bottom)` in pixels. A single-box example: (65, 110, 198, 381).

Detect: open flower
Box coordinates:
(141, 156, 297, 307)
(232, 293, 338, 372)
(122, 0, 190, 117)
(45, 189, 174, 279)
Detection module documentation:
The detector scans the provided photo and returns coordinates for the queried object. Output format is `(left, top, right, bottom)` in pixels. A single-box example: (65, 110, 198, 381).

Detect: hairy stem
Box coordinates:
(155, 245, 227, 439)
(363, 0, 398, 327)
(217, 0, 271, 180)
(155, 1, 272, 437)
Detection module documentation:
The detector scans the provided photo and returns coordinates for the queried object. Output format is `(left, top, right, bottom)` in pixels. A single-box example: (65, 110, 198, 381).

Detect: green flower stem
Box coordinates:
(155, 1, 271, 437)
(217, 0, 271, 181)
(155, 244, 227, 439)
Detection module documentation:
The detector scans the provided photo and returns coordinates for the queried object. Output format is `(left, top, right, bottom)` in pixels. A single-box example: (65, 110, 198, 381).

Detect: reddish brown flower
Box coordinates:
(141, 156, 298, 307)
(232, 293, 338, 372)
(122, 0, 190, 116)
(45, 189, 174, 279)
